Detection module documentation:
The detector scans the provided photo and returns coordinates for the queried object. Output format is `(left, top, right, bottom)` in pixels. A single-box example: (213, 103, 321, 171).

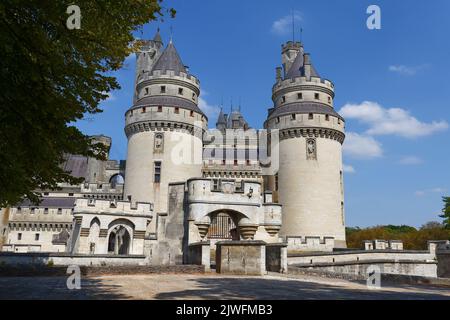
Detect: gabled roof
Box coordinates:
(152, 41, 187, 74)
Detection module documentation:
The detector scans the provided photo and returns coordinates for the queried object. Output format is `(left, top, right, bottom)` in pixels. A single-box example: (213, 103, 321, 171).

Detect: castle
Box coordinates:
(0, 30, 347, 264)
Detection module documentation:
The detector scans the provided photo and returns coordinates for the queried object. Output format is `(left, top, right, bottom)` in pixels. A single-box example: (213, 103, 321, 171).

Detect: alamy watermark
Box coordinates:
(66, 5, 81, 30)
(66, 265, 81, 290)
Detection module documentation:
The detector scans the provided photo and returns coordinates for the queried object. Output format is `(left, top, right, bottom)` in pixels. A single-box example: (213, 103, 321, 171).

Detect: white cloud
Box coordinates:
(339, 101, 448, 138)
(198, 93, 220, 122)
(343, 164, 356, 174)
(271, 11, 302, 36)
(398, 156, 423, 165)
(415, 188, 447, 197)
(343, 132, 383, 159)
(388, 64, 429, 76)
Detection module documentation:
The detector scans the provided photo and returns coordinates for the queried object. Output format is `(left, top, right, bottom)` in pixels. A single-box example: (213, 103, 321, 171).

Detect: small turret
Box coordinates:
(216, 108, 228, 131)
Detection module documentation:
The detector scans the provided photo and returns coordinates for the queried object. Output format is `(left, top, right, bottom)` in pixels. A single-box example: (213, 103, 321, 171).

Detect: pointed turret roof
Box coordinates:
(216, 108, 227, 125)
(152, 41, 187, 74)
(285, 51, 320, 79)
(153, 28, 163, 44)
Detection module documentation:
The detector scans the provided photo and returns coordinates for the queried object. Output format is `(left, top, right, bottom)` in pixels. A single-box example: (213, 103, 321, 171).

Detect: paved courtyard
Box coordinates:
(0, 273, 449, 300)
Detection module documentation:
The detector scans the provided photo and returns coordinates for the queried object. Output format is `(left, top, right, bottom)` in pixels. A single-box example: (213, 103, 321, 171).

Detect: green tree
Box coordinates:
(440, 197, 450, 229)
(0, 1, 174, 207)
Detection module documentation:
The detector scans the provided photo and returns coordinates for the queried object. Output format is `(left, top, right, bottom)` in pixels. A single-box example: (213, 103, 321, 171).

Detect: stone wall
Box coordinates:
(437, 251, 450, 278)
(216, 241, 266, 275)
(187, 241, 210, 271)
(266, 243, 287, 273)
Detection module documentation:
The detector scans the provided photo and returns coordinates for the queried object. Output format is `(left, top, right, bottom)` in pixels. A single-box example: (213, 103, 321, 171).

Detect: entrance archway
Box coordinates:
(107, 225, 131, 255)
(205, 210, 247, 241)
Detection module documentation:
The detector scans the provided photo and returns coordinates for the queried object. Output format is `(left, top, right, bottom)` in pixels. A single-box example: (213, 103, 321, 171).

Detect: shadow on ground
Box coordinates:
(0, 276, 130, 300)
(153, 276, 450, 300)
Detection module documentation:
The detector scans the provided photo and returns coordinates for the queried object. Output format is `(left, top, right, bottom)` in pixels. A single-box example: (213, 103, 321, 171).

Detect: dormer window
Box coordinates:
(160, 86, 166, 93)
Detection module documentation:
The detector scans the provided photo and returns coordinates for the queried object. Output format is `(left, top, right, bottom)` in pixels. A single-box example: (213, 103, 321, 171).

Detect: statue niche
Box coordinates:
(306, 138, 317, 160)
(154, 133, 164, 153)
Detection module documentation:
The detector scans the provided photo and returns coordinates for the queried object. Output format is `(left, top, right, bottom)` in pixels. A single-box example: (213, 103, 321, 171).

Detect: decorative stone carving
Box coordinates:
(154, 132, 164, 152)
(195, 222, 210, 240)
(221, 181, 235, 194)
(306, 138, 317, 160)
(238, 224, 258, 240)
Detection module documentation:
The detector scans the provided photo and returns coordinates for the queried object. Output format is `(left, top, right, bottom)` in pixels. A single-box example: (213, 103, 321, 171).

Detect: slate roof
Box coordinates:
(267, 102, 344, 121)
(61, 154, 88, 179)
(16, 197, 76, 208)
(285, 53, 320, 79)
(133, 95, 206, 118)
(152, 42, 186, 74)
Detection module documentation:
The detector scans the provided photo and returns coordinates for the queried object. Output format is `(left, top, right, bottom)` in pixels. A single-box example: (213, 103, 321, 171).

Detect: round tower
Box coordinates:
(124, 36, 207, 215)
(265, 41, 346, 248)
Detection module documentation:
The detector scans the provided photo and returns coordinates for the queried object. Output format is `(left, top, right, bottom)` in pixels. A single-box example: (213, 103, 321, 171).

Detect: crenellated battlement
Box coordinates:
(136, 69, 200, 88)
(273, 76, 334, 94)
(81, 183, 123, 194)
(74, 198, 153, 216)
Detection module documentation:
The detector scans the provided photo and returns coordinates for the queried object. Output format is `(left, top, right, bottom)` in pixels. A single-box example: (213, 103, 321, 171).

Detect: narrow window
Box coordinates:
(314, 93, 319, 100)
(282, 96, 286, 103)
(192, 93, 196, 100)
(246, 159, 251, 165)
(178, 88, 183, 95)
(325, 114, 330, 121)
(234, 160, 238, 166)
(291, 114, 296, 120)
(160, 86, 166, 93)
(44, 208, 48, 214)
(57, 208, 62, 215)
(35, 233, 40, 241)
(157, 106, 162, 112)
(142, 107, 146, 113)
(145, 87, 149, 95)
(222, 159, 226, 165)
(68, 193, 74, 196)
(190, 110, 194, 117)
(328, 96, 331, 103)
(154, 161, 162, 183)
(276, 117, 280, 123)
(275, 173, 279, 191)
(18, 233, 22, 240)
(31, 208, 35, 214)
(17, 207, 21, 213)
(129, 110, 133, 117)
(175, 107, 180, 114)
(309, 113, 314, 120)
(297, 93, 303, 100)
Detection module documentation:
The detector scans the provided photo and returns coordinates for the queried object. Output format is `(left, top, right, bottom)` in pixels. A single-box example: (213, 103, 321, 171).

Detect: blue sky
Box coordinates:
(76, 0, 450, 228)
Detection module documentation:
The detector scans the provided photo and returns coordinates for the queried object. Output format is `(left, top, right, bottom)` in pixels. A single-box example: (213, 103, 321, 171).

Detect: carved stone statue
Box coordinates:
(306, 138, 317, 160)
(154, 133, 164, 152)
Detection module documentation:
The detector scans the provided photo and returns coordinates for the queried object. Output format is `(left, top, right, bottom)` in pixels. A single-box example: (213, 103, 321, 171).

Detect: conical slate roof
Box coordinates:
(216, 108, 227, 125)
(285, 52, 320, 79)
(153, 28, 163, 43)
(152, 41, 187, 74)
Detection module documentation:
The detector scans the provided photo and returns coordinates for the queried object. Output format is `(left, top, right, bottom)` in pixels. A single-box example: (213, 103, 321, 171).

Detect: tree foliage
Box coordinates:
(346, 224, 450, 250)
(440, 197, 450, 229)
(0, 1, 173, 207)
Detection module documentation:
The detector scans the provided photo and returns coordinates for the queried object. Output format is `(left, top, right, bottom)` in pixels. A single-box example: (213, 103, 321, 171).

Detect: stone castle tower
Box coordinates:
(123, 30, 207, 217)
(265, 41, 346, 247)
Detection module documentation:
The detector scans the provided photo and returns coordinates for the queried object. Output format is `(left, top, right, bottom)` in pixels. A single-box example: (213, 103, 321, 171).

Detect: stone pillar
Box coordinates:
(216, 240, 266, 275)
(188, 241, 211, 272)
